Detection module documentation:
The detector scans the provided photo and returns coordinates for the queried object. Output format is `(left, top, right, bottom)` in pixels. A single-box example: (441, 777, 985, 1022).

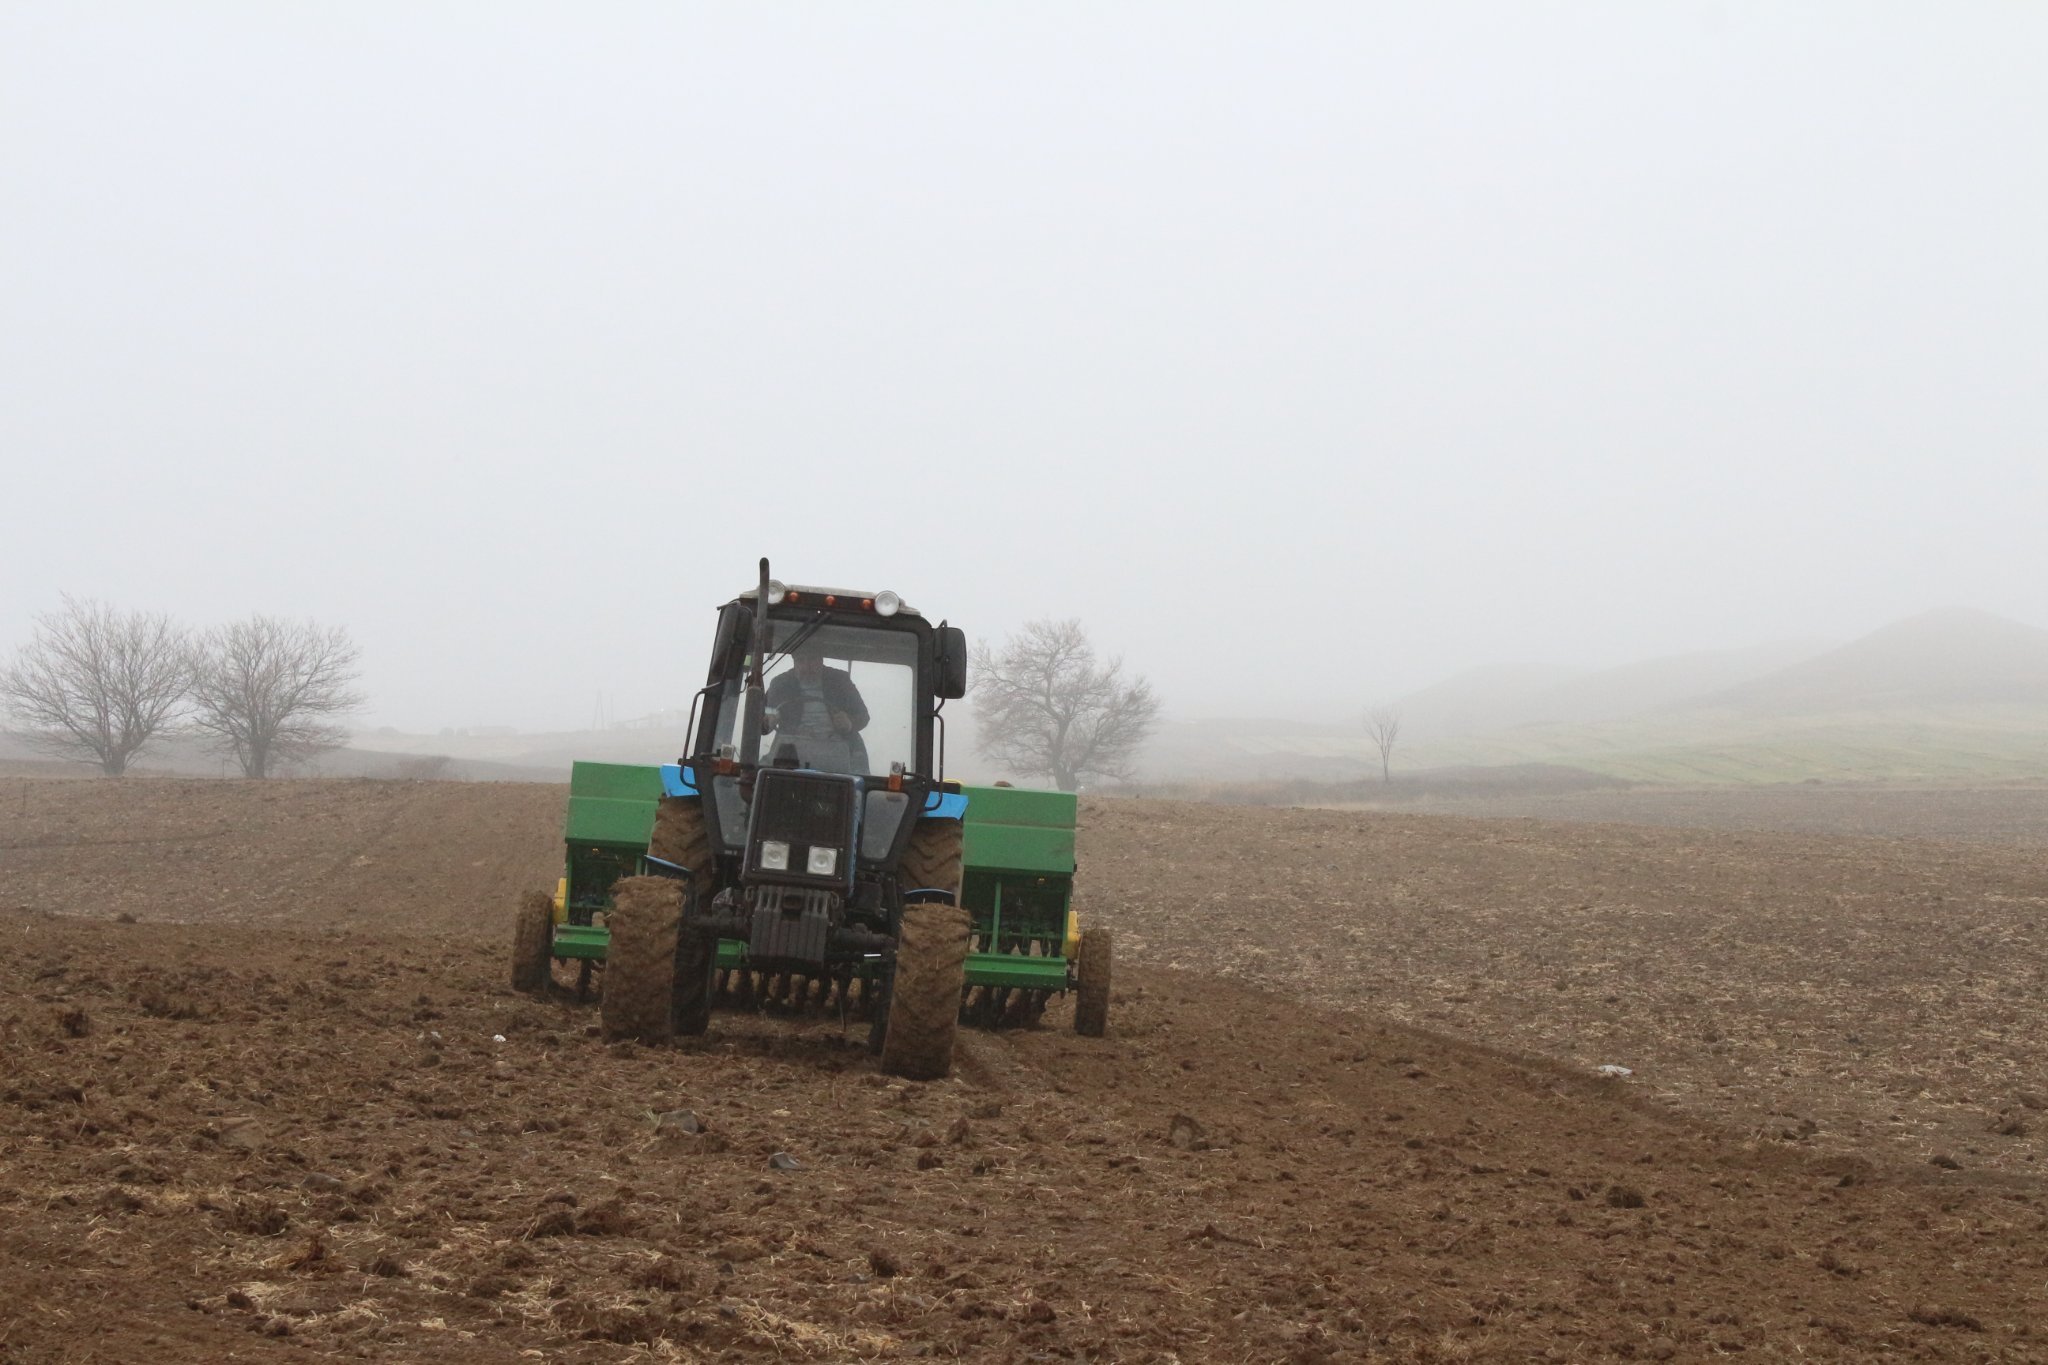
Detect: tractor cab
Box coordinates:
(679, 577, 969, 880)
(696, 582, 965, 772)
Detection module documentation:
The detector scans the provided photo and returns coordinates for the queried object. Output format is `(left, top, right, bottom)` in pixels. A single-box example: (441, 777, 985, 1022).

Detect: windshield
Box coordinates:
(711, 617, 920, 777)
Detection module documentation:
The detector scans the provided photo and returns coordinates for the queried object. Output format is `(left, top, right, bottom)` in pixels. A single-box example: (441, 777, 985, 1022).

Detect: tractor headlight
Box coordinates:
(759, 839, 790, 871)
(806, 846, 839, 877)
(873, 590, 901, 617)
(766, 579, 788, 605)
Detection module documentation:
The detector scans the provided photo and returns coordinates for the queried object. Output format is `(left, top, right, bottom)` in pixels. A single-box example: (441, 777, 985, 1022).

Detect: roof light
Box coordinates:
(766, 580, 788, 605)
(824, 594, 838, 606)
(873, 590, 901, 617)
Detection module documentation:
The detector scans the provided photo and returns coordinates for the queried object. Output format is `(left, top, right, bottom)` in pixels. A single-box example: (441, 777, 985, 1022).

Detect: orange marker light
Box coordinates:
(861, 598, 874, 610)
(824, 594, 838, 606)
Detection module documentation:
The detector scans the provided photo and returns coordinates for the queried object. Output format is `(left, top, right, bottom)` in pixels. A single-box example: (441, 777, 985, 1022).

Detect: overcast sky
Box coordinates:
(3, 4, 2043, 730)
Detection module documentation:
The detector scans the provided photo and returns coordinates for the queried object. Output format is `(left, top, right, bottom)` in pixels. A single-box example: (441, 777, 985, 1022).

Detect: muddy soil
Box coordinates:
(1329, 782, 2048, 847)
(1087, 798, 2048, 1179)
(3, 778, 2047, 1362)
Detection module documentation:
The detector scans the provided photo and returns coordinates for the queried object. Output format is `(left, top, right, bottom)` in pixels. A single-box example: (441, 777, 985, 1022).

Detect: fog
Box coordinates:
(3, 5, 2043, 734)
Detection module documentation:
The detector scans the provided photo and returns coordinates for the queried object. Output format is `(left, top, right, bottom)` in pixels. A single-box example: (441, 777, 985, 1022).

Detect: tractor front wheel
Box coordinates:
(645, 795, 721, 1029)
(881, 819, 969, 1080)
(511, 888, 554, 994)
(601, 876, 683, 1042)
(881, 902, 971, 1079)
(650, 794, 715, 874)
(1073, 927, 1112, 1037)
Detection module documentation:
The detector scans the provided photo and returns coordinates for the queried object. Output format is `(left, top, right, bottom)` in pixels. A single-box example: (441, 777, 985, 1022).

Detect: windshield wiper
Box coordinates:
(759, 611, 829, 673)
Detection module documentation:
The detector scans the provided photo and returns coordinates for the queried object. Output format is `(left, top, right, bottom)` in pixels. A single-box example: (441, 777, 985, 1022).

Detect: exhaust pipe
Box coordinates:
(735, 557, 772, 796)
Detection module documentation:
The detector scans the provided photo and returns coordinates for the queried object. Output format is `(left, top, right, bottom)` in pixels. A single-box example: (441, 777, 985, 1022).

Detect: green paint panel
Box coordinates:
(960, 784, 1077, 875)
(555, 928, 1064, 990)
(964, 823, 1076, 875)
(959, 783, 1075, 828)
(565, 761, 664, 848)
(960, 870, 1069, 943)
(551, 923, 611, 960)
(965, 952, 1072, 989)
(552, 922, 752, 971)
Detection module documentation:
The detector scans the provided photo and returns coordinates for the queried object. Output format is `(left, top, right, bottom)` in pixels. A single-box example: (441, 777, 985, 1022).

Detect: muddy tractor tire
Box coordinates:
(511, 888, 554, 994)
(601, 876, 684, 1043)
(650, 794, 715, 874)
(648, 796, 721, 1032)
(673, 928, 718, 1036)
(897, 814, 965, 903)
(882, 819, 969, 1080)
(882, 902, 971, 1080)
(1074, 927, 1112, 1038)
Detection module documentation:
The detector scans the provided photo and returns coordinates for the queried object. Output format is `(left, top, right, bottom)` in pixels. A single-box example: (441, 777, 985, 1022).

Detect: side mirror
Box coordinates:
(934, 626, 968, 700)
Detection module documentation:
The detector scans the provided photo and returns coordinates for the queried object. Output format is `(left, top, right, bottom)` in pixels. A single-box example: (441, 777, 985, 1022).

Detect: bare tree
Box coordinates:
(0, 595, 191, 775)
(188, 616, 364, 778)
(1364, 706, 1402, 784)
(972, 618, 1161, 791)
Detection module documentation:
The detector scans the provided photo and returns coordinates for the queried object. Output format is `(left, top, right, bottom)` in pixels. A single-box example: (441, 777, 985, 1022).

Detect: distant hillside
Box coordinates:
(1514, 638, 1830, 726)
(1703, 608, 2048, 712)
(349, 725, 700, 775)
(1387, 641, 1830, 742)
(1143, 610, 2048, 787)
(1401, 610, 2048, 783)
(1402, 705, 2048, 785)
(1386, 663, 1586, 741)
(0, 731, 559, 783)
(346, 715, 1012, 786)
(1141, 717, 1379, 784)
(28, 608, 2037, 792)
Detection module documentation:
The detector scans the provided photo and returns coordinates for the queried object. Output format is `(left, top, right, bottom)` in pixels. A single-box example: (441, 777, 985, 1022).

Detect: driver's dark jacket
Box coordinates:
(763, 667, 869, 734)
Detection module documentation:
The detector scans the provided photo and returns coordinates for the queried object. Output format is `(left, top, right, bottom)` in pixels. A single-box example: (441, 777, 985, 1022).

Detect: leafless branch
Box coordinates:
(187, 615, 364, 778)
(972, 618, 1162, 790)
(0, 595, 191, 775)
(1364, 706, 1402, 784)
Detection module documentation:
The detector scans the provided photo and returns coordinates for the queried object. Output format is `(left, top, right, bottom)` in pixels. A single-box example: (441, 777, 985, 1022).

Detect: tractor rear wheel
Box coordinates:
(601, 876, 684, 1042)
(882, 819, 969, 1080)
(510, 888, 554, 994)
(1074, 927, 1112, 1037)
(673, 928, 717, 1036)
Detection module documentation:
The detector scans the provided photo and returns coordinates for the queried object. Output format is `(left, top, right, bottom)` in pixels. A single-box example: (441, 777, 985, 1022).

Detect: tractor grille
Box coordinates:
(751, 770, 855, 850)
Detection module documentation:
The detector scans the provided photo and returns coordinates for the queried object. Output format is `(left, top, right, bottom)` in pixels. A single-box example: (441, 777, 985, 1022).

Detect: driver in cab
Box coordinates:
(763, 645, 869, 770)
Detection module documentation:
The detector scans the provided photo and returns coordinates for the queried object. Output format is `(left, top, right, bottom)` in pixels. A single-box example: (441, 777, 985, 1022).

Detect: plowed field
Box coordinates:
(4, 777, 2047, 1362)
